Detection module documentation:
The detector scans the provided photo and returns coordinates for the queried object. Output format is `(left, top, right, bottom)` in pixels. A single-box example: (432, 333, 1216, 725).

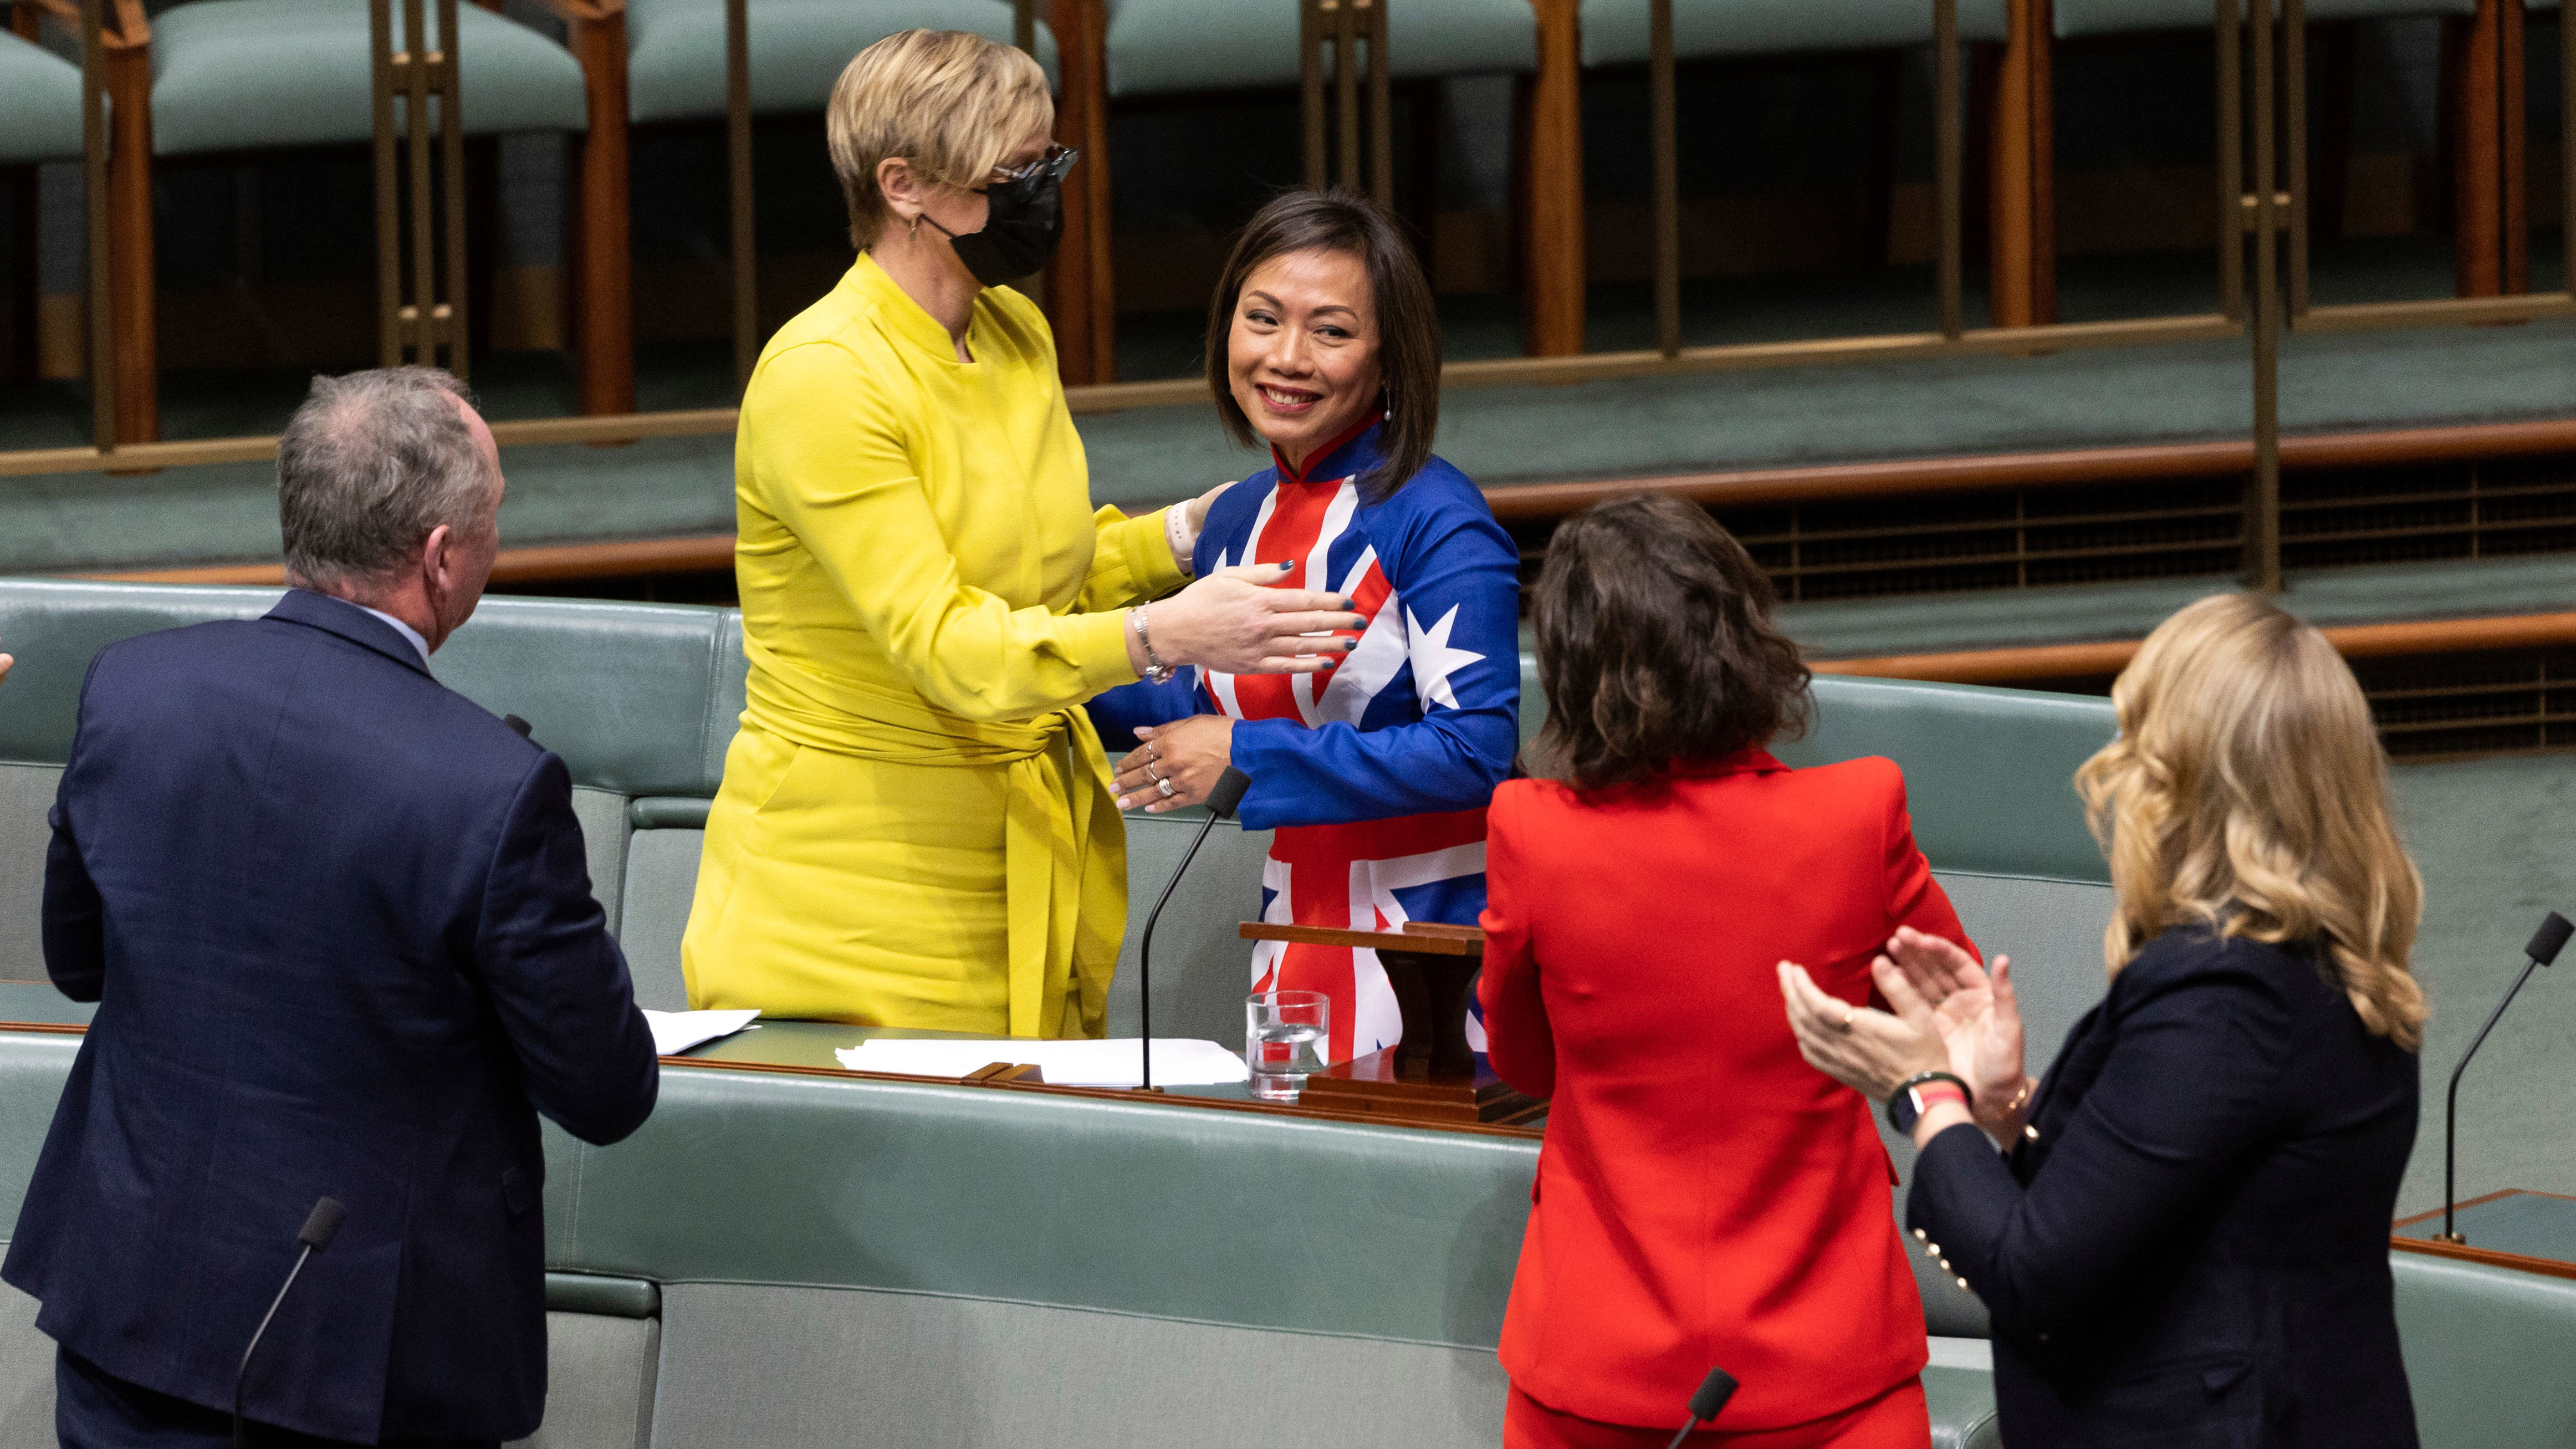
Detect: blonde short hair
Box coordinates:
(2076, 593, 2429, 1049)
(826, 29, 1054, 251)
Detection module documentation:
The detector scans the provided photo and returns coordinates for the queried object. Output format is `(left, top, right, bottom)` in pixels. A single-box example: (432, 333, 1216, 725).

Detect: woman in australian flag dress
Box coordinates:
(1088, 189, 1520, 1065)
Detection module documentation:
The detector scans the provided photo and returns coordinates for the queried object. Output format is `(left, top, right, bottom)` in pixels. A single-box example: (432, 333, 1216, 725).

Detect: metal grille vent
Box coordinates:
(2284, 456, 2576, 571)
(2352, 648, 2576, 758)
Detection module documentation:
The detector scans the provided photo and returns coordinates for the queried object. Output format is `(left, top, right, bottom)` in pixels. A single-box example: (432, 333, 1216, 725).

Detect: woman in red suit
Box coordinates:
(1479, 493, 1972, 1449)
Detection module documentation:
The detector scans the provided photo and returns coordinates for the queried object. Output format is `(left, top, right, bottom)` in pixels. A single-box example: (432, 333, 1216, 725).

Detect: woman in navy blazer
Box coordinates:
(1781, 591, 2428, 1449)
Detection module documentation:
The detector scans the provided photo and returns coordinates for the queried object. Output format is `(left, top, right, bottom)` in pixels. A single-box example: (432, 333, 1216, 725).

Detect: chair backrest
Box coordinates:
(0, 581, 734, 999)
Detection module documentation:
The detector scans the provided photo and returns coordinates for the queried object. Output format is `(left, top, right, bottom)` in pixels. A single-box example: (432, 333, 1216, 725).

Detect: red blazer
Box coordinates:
(1478, 749, 1974, 1432)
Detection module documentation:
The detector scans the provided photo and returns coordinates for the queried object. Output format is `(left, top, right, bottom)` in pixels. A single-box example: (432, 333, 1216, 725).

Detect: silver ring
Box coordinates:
(1156, 777, 1177, 799)
(1146, 761, 1166, 783)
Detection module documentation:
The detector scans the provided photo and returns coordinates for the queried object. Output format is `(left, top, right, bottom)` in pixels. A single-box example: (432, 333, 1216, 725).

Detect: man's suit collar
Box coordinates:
(267, 588, 436, 677)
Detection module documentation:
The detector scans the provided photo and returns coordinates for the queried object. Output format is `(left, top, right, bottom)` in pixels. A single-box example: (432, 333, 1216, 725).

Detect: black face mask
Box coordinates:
(921, 149, 1072, 289)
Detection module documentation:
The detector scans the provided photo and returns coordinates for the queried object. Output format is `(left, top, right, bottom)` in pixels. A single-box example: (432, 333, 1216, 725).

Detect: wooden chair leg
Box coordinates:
(104, 41, 155, 445)
(2502, 0, 2527, 293)
(1042, 0, 1113, 386)
(2454, 0, 2504, 296)
(1520, 0, 1585, 356)
(567, 6, 633, 417)
(1989, 0, 2053, 327)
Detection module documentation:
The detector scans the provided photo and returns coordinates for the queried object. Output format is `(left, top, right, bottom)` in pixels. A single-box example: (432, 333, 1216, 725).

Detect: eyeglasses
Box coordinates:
(982, 145, 1078, 191)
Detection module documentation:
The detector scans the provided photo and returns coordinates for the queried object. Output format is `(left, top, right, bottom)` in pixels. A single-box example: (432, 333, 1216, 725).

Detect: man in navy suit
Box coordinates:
(8, 367, 660, 1447)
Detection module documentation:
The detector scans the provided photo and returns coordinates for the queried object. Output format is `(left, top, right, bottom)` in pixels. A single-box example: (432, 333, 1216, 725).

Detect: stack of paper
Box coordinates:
(643, 1008, 761, 1057)
(834, 1038, 1249, 1088)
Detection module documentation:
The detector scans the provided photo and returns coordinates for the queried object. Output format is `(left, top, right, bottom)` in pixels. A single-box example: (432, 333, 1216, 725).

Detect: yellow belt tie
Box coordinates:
(739, 636, 1128, 1038)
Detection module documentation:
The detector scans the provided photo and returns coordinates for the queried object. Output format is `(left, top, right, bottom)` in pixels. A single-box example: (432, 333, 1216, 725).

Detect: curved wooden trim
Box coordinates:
(1812, 611, 2576, 686)
(83, 532, 737, 587)
(58, 418, 2576, 586)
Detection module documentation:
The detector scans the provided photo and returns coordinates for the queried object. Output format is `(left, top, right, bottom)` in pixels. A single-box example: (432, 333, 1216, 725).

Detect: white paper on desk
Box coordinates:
(644, 1008, 760, 1057)
(833, 1038, 1249, 1088)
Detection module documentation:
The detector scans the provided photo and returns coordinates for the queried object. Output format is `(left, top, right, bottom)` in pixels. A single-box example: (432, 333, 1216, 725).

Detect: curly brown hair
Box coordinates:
(1525, 493, 1812, 793)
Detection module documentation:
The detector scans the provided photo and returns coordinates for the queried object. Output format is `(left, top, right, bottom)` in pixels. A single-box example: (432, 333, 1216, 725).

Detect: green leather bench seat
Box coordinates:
(1103, 0, 1538, 98)
(624, 0, 1059, 125)
(149, 0, 589, 157)
(2053, 0, 2472, 37)
(1581, 0, 2010, 67)
(0, 32, 84, 166)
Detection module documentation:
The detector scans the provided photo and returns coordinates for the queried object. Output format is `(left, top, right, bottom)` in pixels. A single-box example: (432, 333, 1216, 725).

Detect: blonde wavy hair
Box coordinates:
(2075, 592, 2427, 1049)
(826, 29, 1054, 249)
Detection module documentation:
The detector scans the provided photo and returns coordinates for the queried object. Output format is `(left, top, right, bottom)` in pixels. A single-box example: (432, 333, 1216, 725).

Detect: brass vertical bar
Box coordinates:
(1935, 0, 1963, 339)
(372, 0, 401, 365)
(2217, 0, 2244, 321)
(1650, 0, 1678, 356)
(2250, 0, 2281, 591)
(1337, 3, 1361, 188)
(2285, 0, 2308, 318)
(80, 0, 113, 451)
(1014, 0, 1035, 55)
(438, 0, 467, 379)
(727, 0, 755, 385)
(406, 0, 435, 366)
(1368, 0, 1393, 207)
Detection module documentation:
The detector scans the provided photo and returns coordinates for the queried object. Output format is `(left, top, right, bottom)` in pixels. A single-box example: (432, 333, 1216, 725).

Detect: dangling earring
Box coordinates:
(908, 212, 923, 241)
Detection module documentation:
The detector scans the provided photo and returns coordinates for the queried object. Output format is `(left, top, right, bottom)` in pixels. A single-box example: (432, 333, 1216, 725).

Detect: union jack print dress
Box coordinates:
(1090, 416, 1521, 1062)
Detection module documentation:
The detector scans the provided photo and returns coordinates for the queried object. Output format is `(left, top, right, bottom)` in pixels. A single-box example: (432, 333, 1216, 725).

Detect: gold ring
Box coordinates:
(1835, 1009, 1854, 1032)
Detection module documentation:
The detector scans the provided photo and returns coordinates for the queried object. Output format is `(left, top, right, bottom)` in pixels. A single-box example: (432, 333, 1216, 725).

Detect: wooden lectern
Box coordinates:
(1238, 920, 1543, 1126)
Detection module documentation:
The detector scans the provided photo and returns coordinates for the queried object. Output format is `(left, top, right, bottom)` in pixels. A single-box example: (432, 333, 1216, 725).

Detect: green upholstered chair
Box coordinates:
(1577, 0, 2014, 284)
(0, 29, 83, 166)
(1102, 0, 1537, 98)
(2043, 0, 2484, 315)
(91, 0, 631, 440)
(623, 0, 1057, 125)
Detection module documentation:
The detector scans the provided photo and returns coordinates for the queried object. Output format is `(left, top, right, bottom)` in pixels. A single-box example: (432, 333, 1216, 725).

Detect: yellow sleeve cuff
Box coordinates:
(1069, 606, 1144, 697)
(1086, 505, 1192, 611)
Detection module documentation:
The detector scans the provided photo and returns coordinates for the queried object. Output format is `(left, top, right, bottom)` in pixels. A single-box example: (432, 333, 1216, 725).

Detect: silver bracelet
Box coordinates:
(1129, 606, 1174, 685)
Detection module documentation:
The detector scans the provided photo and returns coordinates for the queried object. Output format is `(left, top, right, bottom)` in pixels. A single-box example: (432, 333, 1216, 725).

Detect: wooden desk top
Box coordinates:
(1236, 921, 1484, 956)
(2393, 1190, 2576, 1282)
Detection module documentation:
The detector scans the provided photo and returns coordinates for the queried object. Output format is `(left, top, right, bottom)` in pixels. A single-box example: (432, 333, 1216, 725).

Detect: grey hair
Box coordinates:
(277, 366, 497, 591)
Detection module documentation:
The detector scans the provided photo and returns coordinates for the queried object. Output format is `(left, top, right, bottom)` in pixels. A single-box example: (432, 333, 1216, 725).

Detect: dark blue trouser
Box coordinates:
(54, 1347, 498, 1449)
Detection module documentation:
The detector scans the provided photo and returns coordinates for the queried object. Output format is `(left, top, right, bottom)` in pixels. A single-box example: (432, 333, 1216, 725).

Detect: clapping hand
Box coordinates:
(1882, 926, 2034, 1144)
(1777, 955, 1951, 1103)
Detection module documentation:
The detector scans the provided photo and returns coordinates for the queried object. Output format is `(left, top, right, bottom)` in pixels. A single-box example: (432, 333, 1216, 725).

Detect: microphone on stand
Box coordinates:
(1137, 766, 1252, 1092)
(2440, 911, 2573, 1243)
(1664, 1365, 1740, 1448)
(234, 1197, 346, 1448)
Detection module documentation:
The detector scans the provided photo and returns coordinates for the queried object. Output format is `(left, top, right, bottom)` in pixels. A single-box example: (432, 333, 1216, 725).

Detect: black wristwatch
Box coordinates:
(1886, 1071, 1974, 1134)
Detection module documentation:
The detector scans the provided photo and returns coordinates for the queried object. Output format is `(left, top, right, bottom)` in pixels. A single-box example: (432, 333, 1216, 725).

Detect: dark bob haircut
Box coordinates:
(1525, 493, 1812, 793)
(1204, 188, 1439, 502)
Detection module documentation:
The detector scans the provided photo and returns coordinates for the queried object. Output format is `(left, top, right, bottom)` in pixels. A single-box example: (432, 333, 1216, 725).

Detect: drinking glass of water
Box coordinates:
(1246, 991, 1330, 1101)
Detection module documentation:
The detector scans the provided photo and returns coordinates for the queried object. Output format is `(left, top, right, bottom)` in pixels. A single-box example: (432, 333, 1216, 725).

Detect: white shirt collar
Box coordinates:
(357, 604, 432, 667)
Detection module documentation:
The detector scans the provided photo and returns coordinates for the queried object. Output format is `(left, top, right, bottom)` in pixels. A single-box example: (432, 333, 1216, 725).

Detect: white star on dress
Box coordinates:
(1406, 604, 1485, 711)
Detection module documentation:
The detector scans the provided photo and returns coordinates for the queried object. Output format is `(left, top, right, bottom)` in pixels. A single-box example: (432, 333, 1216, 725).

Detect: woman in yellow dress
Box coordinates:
(683, 29, 1364, 1036)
